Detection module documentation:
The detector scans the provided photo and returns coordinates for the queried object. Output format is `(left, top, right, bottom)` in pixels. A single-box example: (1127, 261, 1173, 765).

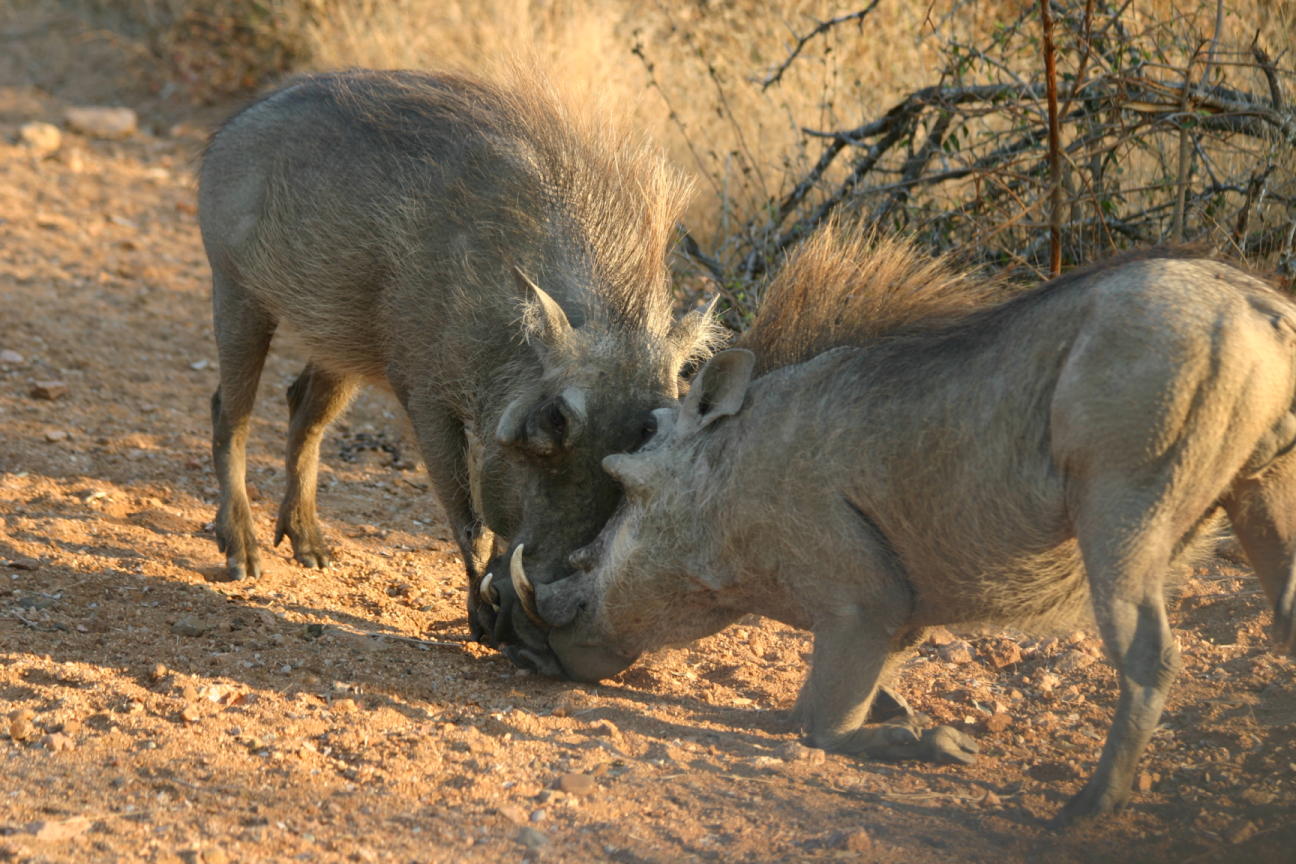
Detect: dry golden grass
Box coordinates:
(296, 0, 1294, 256)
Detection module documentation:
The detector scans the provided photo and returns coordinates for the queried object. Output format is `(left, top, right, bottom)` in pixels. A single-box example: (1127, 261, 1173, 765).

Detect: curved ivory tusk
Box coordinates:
(510, 544, 546, 628)
(479, 571, 499, 608)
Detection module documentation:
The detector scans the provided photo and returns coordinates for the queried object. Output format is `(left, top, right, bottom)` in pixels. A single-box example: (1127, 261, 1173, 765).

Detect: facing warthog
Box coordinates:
(198, 70, 715, 639)
(502, 233, 1296, 825)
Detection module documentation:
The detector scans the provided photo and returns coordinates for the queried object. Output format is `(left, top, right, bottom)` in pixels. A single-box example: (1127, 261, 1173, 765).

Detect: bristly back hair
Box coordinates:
(736, 220, 1009, 374)
(326, 67, 694, 337)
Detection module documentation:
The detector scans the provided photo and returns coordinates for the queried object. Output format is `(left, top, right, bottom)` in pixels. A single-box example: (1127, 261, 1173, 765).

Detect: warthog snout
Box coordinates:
(485, 544, 637, 681)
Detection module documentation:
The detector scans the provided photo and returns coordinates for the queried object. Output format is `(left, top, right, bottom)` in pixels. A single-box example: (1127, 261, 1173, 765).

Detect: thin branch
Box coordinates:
(1039, 0, 1064, 275)
(760, 1, 884, 91)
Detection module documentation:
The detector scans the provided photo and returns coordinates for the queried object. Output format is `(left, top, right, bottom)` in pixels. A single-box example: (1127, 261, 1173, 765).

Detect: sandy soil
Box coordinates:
(1, 81, 1294, 864)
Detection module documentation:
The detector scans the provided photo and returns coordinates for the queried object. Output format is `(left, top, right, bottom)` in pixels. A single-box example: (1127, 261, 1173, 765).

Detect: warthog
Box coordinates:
(199, 70, 715, 639)
(497, 232, 1296, 825)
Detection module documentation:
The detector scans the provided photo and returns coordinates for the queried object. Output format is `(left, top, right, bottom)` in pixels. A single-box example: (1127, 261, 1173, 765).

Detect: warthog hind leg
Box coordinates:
(801, 607, 977, 766)
(211, 267, 275, 581)
(1224, 448, 1296, 654)
(275, 363, 358, 569)
(1054, 504, 1182, 827)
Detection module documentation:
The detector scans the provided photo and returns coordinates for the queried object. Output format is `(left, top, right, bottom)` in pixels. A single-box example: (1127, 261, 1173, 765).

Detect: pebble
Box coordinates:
(497, 804, 528, 825)
(516, 827, 547, 849)
(1137, 771, 1154, 793)
(42, 732, 74, 752)
(985, 713, 1013, 733)
(589, 719, 619, 737)
(557, 772, 597, 796)
(43, 428, 68, 442)
(925, 627, 957, 646)
(65, 106, 138, 139)
(172, 615, 210, 637)
(331, 697, 358, 714)
(9, 709, 37, 742)
(0, 349, 23, 364)
(529, 808, 547, 823)
(1229, 820, 1259, 845)
(19, 122, 61, 157)
(981, 789, 1002, 807)
(151, 663, 168, 682)
(203, 847, 231, 864)
(938, 640, 974, 664)
(180, 705, 202, 724)
(984, 640, 1022, 668)
(25, 816, 90, 843)
(840, 829, 872, 853)
(778, 741, 826, 764)
(30, 380, 68, 400)
(1055, 649, 1096, 673)
(1035, 672, 1061, 693)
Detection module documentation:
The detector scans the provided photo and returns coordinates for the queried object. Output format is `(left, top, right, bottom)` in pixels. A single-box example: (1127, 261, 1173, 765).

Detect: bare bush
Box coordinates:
(654, 1, 1296, 325)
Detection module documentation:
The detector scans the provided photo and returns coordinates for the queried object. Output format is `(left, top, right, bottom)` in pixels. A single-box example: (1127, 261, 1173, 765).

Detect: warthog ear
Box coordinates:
(496, 387, 588, 456)
(678, 348, 755, 436)
(514, 267, 573, 358)
(668, 296, 723, 374)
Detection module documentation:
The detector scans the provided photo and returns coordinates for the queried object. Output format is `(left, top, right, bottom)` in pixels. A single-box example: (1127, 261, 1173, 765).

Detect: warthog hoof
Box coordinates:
(274, 515, 332, 569)
(215, 516, 260, 581)
(919, 725, 980, 765)
(1049, 778, 1130, 830)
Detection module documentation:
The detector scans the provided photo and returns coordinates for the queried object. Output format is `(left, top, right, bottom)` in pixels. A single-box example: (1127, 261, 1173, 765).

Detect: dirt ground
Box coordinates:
(2, 74, 1295, 864)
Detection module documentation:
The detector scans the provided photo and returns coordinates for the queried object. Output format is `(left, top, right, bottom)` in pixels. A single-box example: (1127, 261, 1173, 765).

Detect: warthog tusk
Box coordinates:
(479, 571, 499, 609)
(510, 544, 546, 628)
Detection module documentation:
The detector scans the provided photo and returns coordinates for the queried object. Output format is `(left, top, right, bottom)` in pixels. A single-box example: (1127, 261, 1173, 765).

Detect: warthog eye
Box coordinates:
(545, 401, 567, 438)
(637, 414, 658, 449)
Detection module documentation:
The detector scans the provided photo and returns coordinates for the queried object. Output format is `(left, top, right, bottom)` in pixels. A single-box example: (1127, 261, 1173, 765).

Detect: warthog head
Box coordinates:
(485, 349, 757, 677)
(473, 271, 719, 642)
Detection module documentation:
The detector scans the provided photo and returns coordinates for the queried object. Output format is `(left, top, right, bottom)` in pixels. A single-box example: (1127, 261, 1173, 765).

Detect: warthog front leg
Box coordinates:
(210, 267, 275, 581)
(275, 364, 358, 569)
(801, 607, 977, 765)
(405, 396, 495, 642)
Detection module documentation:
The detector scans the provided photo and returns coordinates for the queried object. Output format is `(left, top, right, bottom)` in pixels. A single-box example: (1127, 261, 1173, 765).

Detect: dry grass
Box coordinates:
(293, 1, 1294, 257)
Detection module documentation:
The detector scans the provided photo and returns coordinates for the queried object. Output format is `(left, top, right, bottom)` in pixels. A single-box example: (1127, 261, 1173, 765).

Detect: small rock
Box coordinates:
(171, 615, 210, 637)
(516, 827, 547, 850)
(778, 741, 826, 764)
(0, 349, 23, 364)
(9, 709, 37, 741)
(6, 555, 41, 570)
(151, 663, 168, 682)
(981, 789, 1002, 807)
(1055, 649, 1096, 673)
(984, 640, 1022, 668)
(65, 106, 137, 139)
(31, 380, 68, 400)
(180, 705, 202, 724)
(985, 713, 1013, 733)
(42, 732, 74, 752)
(840, 829, 872, 853)
(25, 816, 90, 843)
(203, 848, 230, 864)
(926, 627, 958, 646)
(1035, 672, 1061, 694)
(589, 719, 619, 737)
(529, 808, 546, 823)
(331, 697, 358, 714)
(497, 804, 528, 825)
(189, 359, 210, 371)
(1136, 772, 1154, 793)
(557, 772, 596, 796)
(19, 122, 61, 157)
(43, 428, 69, 442)
(938, 640, 974, 664)
(1229, 820, 1259, 845)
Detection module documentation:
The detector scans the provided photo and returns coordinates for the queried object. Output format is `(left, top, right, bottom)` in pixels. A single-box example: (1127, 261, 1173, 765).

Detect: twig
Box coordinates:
(1039, 0, 1064, 274)
(760, 1, 884, 91)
